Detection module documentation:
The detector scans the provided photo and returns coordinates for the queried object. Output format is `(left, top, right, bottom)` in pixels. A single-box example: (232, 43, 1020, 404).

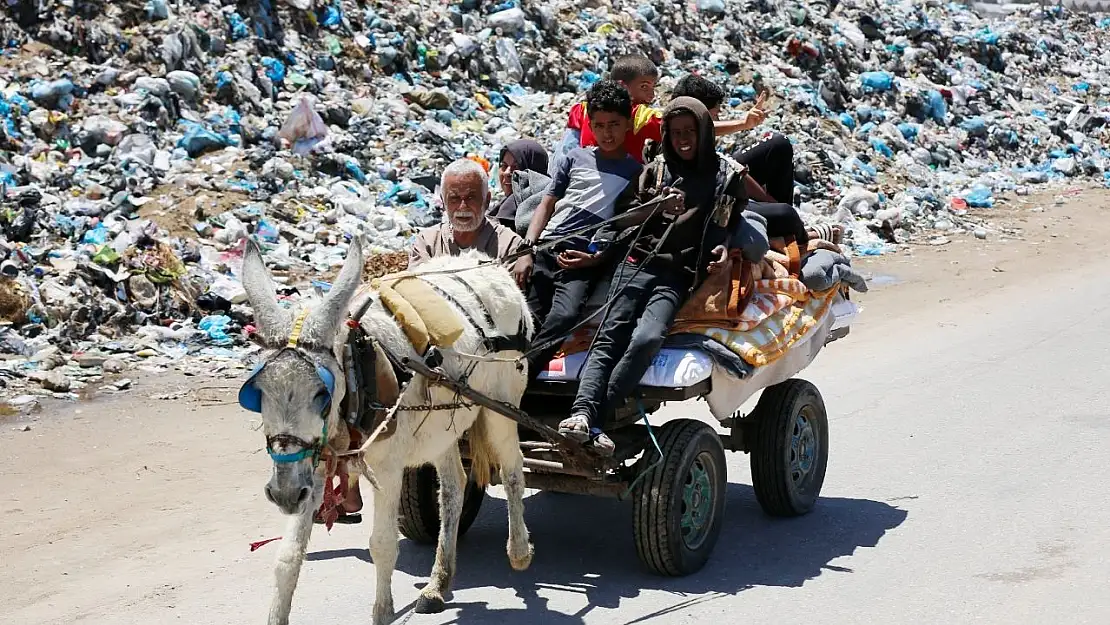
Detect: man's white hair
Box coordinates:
(440, 158, 490, 200)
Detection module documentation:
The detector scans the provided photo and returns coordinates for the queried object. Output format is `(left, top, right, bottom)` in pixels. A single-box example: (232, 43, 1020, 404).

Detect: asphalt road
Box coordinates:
(4, 256, 1109, 625)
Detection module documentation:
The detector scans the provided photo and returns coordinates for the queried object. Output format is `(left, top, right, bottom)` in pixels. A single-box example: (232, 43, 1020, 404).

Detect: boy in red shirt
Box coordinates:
(552, 55, 663, 169)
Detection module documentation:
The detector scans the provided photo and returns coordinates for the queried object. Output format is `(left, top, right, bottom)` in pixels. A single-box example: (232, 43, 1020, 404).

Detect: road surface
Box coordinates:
(3, 192, 1110, 625)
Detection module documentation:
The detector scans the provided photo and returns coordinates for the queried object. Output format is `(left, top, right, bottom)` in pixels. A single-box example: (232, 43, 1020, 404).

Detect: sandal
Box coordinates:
(314, 509, 362, 525)
(558, 414, 591, 443)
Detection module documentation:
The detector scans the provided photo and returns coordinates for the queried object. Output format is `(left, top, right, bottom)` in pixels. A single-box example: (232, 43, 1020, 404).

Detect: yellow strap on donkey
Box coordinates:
(372, 276, 465, 353)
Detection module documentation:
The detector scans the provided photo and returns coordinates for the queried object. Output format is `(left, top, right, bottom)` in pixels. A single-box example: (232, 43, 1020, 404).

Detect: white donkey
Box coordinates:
(237, 236, 535, 625)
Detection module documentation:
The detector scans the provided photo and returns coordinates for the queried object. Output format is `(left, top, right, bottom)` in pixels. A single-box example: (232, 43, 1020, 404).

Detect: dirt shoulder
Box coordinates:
(850, 184, 1110, 331)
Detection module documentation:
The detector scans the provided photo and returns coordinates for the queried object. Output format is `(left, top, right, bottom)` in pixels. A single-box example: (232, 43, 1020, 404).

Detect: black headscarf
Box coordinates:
(630, 96, 745, 279)
(660, 97, 719, 207)
(490, 139, 550, 225)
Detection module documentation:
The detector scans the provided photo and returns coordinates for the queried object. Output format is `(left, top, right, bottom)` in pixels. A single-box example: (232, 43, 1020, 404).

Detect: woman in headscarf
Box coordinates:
(489, 139, 550, 230)
(558, 97, 759, 455)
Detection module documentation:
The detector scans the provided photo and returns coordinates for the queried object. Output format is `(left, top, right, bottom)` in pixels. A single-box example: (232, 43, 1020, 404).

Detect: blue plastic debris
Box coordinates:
(869, 136, 894, 158)
(963, 186, 994, 208)
(29, 79, 75, 110)
(897, 123, 919, 141)
(321, 3, 342, 27)
(487, 91, 508, 109)
(261, 57, 286, 83)
(960, 117, 987, 137)
(344, 160, 367, 183)
(199, 315, 234, 346)
(228, 13, 250, 41)
(925, 90, 947, 124)
(838, 112, 856, 130)
(974, 27, 1000, 45)
(255, 219, 280, 243)
(177, 122, 232, 157)
(859, 71, 893, 92)
(81, 224, 109, 245)
(575, 71, 601, 91)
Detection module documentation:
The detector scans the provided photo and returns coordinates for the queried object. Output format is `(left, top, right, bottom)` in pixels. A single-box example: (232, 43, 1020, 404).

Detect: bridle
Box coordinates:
(238, 308, 335, 470)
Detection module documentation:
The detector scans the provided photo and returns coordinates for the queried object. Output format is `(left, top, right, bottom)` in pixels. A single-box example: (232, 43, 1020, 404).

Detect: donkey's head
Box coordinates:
(237, 236, 364, 515)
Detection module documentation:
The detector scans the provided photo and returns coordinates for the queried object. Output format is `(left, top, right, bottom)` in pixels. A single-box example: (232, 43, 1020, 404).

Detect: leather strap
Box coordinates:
(726, 252, 755, 319)
(785, 237, 802, 277)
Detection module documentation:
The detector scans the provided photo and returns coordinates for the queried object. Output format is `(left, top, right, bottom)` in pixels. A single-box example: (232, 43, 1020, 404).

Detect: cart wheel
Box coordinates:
(633, 419, 727, 577)
(398, 464, 486, 544)
(749, 379, 829, 517)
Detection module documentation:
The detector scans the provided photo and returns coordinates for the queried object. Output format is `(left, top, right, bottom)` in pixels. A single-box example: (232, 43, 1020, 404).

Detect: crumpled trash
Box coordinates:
(29, 80, 75, 111)
(198, 315, 234, 346)
(278, 97, 329, 155)
(177, 122, 231, 157)
(0, 0, 1105, 404)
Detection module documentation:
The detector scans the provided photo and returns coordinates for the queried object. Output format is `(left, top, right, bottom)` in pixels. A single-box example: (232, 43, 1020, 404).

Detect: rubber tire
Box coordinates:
(633, 419, 727, 577)
(749, 378, 829, 517)
(397, 464, 486, 544)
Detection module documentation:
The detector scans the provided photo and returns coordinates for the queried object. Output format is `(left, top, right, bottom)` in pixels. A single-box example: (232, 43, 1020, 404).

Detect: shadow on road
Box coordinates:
(308, 483, 907, 623)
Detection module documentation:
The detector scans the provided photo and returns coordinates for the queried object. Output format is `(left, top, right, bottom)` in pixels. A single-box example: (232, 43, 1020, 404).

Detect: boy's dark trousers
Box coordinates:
(734, 133, 795, 205)
(570, 259, 694, 428)
(524, 248, 607, 381)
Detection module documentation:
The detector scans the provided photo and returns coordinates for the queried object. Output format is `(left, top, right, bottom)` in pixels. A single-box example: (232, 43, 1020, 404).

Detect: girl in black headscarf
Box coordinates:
(559, 97, 758, 455)
(489, 139, 550, 229)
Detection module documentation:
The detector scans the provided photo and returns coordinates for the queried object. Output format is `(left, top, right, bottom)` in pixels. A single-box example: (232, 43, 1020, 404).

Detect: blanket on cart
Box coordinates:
(677, 283, 840, 367)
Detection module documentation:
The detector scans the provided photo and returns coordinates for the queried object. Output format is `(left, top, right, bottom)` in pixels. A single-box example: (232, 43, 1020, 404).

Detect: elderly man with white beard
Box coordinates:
(409, 159, 530, 285)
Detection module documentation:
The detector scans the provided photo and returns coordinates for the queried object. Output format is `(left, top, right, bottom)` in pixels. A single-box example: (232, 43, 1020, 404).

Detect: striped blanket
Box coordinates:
(678, 282, 839, 368)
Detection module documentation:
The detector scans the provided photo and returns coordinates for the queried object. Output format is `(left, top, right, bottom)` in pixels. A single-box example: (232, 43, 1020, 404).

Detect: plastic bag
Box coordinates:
(859, 72, 893, 92)
(278, 97, 329, 155)
(178, 123, 231, 157)
(198, 315, 234, 346)
(495, 38, 524, 83)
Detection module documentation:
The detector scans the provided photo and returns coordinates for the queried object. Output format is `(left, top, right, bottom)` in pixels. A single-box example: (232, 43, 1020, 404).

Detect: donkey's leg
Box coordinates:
(415, 445, 466, 614)
(482, 409, 533, 571)
(369, 467, 402, 625)
(268, 503, 317, 625)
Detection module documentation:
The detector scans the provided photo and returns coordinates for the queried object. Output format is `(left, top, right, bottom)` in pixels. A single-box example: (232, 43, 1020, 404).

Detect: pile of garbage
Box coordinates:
(0, 0, 1108, 406)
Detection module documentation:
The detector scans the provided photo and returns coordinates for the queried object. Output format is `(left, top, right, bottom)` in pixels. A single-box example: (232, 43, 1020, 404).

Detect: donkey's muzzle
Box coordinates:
(265, 471, 313, 515)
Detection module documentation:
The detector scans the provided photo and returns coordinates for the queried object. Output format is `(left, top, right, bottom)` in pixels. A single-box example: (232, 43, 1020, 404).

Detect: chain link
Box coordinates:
(367, 401, 474, 413)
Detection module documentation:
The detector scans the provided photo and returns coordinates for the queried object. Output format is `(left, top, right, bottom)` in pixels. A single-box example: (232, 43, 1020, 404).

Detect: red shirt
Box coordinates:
(566, 101, 663, 164)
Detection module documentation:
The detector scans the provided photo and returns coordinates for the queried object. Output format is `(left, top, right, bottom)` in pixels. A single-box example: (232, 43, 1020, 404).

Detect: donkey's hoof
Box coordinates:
(508, 542, 534, 571)
(371, 602, 395, 625)
(415, 593, 446, 614)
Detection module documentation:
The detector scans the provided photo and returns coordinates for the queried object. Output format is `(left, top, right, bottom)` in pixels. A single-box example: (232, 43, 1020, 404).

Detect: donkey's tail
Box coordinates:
(467, 410, 498, 489)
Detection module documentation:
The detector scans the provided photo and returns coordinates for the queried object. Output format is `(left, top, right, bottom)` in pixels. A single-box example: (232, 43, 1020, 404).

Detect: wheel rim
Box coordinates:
(681, 452, 717, 551)
(789, 405, 818, 493)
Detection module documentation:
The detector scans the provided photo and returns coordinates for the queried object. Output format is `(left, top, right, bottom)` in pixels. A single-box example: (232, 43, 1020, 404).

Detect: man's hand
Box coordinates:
(707, 245, 729, 274)
(511, 254, 534, 289)
(557, 250, 602, 270)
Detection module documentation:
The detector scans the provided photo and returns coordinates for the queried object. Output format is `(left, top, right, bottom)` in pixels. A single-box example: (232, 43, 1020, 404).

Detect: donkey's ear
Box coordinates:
(302, 236, 364, 346)
(241, 237, 292, 344)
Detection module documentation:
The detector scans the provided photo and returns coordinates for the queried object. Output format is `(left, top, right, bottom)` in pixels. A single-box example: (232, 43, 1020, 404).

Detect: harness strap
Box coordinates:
(287, 308, 310, 348)
(444, 275, 531, 353)
(419, 277, 528, 354)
